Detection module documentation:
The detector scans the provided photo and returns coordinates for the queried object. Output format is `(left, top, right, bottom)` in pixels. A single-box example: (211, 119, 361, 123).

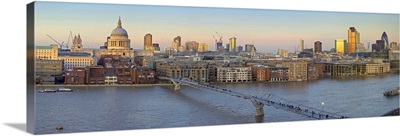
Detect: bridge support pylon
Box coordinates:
(170, 79, 181, 91)
(174, 84, 180, 91)
(250, 98, 265, 117)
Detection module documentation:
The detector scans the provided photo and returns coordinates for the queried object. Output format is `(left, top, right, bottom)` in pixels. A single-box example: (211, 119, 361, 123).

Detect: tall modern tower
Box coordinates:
(172, 36, 181, 50)
(300, 39, 304, 52)
(381, 32, 389, 50)
(144, 33, 153, 50)
(314, 41, 322, 54)
(229, 37, 237, 52)
(376, 40, 385, 52)
(245, 44, 254, 52)
(335, 39, 347, 53)
(347, 27, 359, 54)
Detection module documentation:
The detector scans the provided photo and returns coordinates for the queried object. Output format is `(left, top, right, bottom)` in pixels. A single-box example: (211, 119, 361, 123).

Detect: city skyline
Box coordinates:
(34, 2, 399, 53)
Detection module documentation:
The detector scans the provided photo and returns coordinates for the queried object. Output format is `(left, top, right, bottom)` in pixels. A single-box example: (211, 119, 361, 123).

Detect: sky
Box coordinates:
(34, 1, 399, 54)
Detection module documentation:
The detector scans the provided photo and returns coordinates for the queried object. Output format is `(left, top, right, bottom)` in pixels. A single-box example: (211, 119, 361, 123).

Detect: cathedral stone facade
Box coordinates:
(95, 17, 134, 59)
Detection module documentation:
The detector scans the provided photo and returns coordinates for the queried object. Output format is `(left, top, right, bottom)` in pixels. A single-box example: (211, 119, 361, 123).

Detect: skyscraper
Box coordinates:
(144, 33, 153, 50)
(381, 32, 389, 50)
(347, 27, 359, 54)
(335, 39, 346, 53)
(372, 43, 381, 52)
(229, 37, 237, 52)
(245, 44, 254, 52)
(185, 41, 199, 52)
(314, 41, 322, 54)
(172, 36, 181, 50)
(376, 40, 385, 52)
(300, 39, 304, 52)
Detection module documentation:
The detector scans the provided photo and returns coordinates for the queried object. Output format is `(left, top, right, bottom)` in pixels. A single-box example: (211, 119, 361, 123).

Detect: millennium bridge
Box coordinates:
(158, 76, 349, 120)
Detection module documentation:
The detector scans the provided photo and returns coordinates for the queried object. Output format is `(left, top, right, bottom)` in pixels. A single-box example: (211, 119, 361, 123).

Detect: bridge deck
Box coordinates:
(159, 77, 349, 120)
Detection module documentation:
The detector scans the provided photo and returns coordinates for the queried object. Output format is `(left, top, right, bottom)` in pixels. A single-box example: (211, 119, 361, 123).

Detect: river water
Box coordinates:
(35, 74, 399, 134)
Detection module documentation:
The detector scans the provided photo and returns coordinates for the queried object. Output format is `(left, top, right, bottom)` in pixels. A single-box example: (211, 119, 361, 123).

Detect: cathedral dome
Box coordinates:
(111, 28, 128, 37)
(110, 17, 128, 37)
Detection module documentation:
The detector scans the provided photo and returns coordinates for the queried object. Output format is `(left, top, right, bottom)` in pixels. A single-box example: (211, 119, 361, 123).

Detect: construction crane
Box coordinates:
(212, 35, 217, 43)
(215, 31, 222, 42)
(65, 31, 73, 49)
(47, 34, 63, 48)
(47, 32, 73, 49)
(294, 44, 300, 54)
(213, 35, 218, 50)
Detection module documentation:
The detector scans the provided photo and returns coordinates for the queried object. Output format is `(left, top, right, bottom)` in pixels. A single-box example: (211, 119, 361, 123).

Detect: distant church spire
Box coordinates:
(117, 16, 122, 28)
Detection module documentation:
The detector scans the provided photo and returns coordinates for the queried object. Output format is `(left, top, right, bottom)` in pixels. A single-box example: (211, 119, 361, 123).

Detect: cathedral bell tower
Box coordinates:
(71, 33, 83, 52)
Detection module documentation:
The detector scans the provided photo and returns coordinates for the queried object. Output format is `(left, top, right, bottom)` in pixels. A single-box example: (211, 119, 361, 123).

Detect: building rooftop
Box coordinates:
(58, 51, 92, 57)
(36, 46, 53, 49)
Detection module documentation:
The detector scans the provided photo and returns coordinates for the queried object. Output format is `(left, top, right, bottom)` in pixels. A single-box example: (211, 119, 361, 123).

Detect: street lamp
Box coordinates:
(321, 102, 325, 112)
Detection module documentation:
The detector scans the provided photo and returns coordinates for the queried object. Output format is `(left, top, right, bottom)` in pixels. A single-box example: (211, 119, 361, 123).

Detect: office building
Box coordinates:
(314, 41, 322, 54)
(172, 36, 181, 50)
(335, 39, 347, 53)
(35, 44, 59, 60)
(376, 40, 385, 52)
(144, 33, 154, 50)
(245, 44, 254, 52)
(229, 37, 237, 52)
(300, 39, 304, 52)
(381, 32, 389, 50)
(347, 27, 359, 54)
(185, 41, 199, 52)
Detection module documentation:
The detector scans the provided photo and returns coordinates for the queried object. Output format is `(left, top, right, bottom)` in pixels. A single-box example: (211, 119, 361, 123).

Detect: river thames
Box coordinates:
(35, 74, 399, 134)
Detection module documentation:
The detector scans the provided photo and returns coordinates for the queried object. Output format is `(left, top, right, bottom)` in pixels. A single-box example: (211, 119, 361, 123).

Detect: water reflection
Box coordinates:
(35, 74, 399, 134)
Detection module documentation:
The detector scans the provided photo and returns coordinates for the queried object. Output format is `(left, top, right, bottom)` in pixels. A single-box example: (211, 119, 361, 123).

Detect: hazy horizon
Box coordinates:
(34, 2, 399, 54)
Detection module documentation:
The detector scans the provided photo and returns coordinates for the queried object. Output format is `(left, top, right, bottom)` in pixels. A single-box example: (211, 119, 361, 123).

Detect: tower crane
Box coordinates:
(213, 35, 218, 50)
(47, 34, 63, 48)
(294, 44, 300, 54)
(47, 32, 73, 49)
(215, 31, 223, 42)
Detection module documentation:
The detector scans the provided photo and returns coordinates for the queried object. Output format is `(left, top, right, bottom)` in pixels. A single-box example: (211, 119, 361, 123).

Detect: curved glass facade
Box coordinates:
(381, 32, 389, 50)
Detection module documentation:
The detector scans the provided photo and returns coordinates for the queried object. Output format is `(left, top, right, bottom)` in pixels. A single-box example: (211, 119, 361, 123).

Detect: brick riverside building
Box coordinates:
(132, 66, 155, 84)
(116, 66, 131, 84)
(282, 61, 308, 81)
(253, 65, 271, 82)
(65, 67, 86, 84)
(269, 67, 289, 82)
(64, 65, 155, 85)
(86, 66, 105, 84)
